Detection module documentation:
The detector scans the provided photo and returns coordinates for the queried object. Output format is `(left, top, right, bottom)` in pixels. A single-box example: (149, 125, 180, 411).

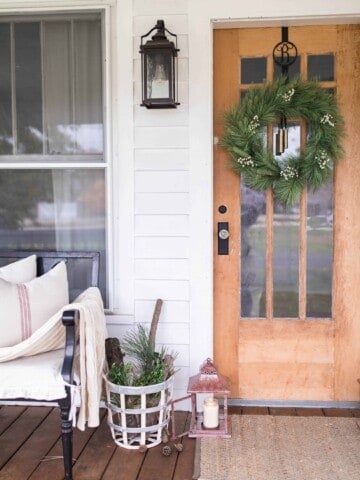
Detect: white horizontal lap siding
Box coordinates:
(133, 6, 190, 398)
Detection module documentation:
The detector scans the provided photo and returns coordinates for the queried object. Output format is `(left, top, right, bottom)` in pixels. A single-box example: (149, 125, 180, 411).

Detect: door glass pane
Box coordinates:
(272, 123, 301, 317)
(0, 168, 107, 303)
(241, 183, 267, 317)
(273, 201, 300, 317)
(241, 57, 267, 84)
(73, 20, 103, 153)
(273, 56, 300, 80)
(0, 24, 12, 154)
(15, 23, 43, 154)
(306, 179, 333, 317)
(308, 54, 334, 81)
(43, 21, 72, 155)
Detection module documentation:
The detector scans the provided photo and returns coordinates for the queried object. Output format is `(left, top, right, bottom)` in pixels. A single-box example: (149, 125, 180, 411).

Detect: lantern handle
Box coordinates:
(140, 19, 178, 49)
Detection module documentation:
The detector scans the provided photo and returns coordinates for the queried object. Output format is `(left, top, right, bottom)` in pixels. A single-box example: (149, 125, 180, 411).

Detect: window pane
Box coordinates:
(43, 21, 72, 155)
(273, 201, 300, 317)
(241, 57, 267, 84)
(15, 23, 43, 153)
(274, 56, 300, 80)
(308, 54, 334, 81)
(241, 183, 267, 317)
(306, 179, 333, 317)
(73, 20, 103, 153)
(0, 169, 107, 303)
(0, 24, 12, 154)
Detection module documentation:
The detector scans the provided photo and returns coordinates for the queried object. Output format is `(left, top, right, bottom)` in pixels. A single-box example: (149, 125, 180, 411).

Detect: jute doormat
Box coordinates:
(195, 415, 360, 480)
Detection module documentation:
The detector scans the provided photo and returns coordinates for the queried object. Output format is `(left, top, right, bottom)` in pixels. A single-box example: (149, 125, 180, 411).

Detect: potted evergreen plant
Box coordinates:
(104, 299, 177, 450)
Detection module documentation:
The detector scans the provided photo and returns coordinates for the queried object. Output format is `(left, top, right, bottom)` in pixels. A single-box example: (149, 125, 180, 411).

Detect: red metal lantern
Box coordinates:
(171, 358, 231, 439)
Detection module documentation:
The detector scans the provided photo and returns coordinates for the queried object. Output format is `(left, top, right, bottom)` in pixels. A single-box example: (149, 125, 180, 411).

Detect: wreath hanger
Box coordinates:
(273, 27, 298, 155)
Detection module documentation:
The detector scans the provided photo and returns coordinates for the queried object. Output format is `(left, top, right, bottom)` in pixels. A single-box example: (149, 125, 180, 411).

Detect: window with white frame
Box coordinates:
(0, 13, 107, 303)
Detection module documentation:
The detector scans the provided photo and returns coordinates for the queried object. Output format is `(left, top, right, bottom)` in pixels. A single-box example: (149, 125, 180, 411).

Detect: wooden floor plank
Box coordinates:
(136, 411, 189, 480)
(172, 412, 196, 480)
(323, 408, 354, 417)
(0, 406, 27, 435)
(101, 446, 145, 480)
(72, 414, 116, 480)
(0, 407, 51, 469)
(241, 406, 269, 415)
(0, 408, 61, 479)
(29, 409, 106, 480)
(269, 407, 298, 416)
(295, 408, 324, 416)
(228, 406, 242, 415)
(2, 406, 358, 480)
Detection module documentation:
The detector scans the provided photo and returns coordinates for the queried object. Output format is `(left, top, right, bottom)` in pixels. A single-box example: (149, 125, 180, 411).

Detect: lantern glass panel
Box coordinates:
(146, 49, 172, 100)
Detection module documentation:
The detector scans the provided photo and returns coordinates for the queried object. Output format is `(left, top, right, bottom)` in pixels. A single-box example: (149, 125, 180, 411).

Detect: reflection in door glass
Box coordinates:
(240, 57, 267, 84)
(273, 56, 300, 80)
(306, 179, 333, 317)
(308, 54, 334, 81)
(241, 182, 267, 317)
(272, 123, 301, 317)
(273, 123, 301, 162)
(273, 201, 300, 317)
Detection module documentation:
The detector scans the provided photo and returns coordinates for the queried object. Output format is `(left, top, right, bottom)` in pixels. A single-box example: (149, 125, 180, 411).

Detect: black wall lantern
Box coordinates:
(140, 19, 180, 109)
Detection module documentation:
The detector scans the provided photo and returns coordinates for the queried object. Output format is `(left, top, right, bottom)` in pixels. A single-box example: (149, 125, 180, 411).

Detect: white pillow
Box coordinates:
(0, 255, 37, 283)
(0, 261, 69, 348)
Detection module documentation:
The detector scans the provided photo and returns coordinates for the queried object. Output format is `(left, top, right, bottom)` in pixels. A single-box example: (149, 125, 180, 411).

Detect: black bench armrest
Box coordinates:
(61, 309, 80, 386)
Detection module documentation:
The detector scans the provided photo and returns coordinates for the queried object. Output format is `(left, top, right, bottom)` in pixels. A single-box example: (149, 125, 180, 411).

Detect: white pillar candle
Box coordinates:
(203, 397, 219, 429)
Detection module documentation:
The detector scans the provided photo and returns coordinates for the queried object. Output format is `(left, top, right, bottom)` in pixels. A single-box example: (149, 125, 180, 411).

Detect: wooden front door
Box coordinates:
(214, 25, 360, 402)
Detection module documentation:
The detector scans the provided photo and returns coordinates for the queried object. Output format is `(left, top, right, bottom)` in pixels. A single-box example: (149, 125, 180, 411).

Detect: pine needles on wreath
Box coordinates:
(221, 77, 345, 206)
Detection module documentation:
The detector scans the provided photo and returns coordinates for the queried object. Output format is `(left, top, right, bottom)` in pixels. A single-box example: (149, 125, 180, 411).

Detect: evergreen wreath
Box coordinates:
(221, 77, 344, 206)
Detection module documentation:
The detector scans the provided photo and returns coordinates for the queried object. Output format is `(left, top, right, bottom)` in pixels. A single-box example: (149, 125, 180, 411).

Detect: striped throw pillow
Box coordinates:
(0, 261, 69, 348)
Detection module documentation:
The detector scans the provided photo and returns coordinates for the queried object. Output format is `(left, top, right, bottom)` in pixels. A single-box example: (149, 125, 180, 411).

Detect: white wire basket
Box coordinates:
(104, 374, 174, 449)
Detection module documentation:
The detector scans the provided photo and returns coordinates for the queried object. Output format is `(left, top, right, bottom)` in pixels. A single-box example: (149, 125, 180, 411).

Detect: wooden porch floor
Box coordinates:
(0, 406, 359, 480)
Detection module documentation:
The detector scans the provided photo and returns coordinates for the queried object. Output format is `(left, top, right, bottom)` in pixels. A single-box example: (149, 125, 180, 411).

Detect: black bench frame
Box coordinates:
(0, 250, 100, 480)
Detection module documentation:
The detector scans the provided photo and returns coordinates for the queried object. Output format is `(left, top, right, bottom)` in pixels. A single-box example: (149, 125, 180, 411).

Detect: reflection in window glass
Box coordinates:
(308, 54, 334, 81)
(0, 17, 103, 157)
(0, 169, 107, 303)
(306, 179, 333, 317)
(241, 57, 267, 84)
(241, 182, 267, 317)
(73, 20, 103, 153)
(0, 24, 12, 154)
(273, 201, 299, 317)
(44, 19, 103, 155)
(15, 23, 43, 154)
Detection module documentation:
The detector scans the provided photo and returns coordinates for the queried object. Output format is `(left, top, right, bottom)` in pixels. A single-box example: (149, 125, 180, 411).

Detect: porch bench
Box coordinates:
(0, 250, 101, 480)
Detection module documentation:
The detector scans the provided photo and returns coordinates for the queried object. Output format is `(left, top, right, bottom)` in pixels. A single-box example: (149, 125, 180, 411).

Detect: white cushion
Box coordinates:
(0, 255, 36, 283)
(0, 349, 69, 400)
(0, 261, 69, 348)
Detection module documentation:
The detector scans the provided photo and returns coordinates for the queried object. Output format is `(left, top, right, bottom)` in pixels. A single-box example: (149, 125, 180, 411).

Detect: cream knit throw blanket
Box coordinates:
(0, 287, 107, 430)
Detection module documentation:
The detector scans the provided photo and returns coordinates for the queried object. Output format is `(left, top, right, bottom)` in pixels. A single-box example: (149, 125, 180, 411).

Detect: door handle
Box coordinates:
(218, 222, 229, 255)
(219, 228, 230, 240)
